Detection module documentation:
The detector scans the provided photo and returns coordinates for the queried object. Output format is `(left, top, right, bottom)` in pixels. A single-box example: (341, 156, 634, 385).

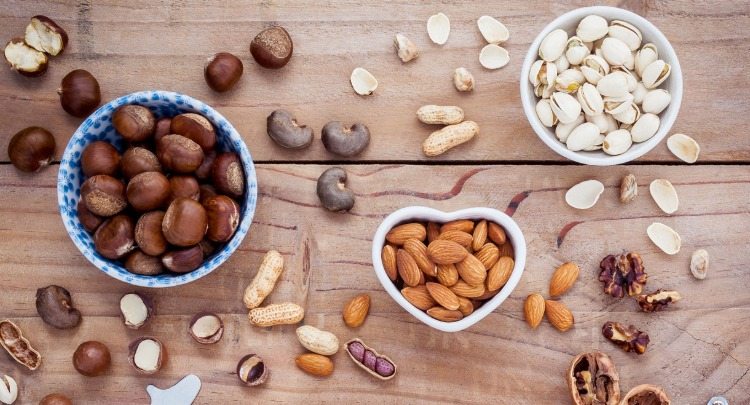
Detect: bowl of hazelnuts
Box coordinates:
(57, 90, 257, 287)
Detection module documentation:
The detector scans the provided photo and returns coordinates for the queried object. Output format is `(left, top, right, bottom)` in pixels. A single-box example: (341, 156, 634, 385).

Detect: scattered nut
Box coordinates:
(121, 147, 161, 180)
(163, 198, 207, 247)
(479, 44, 510, 69)
(567, 351, 621, 405)
(316, 167, 355, 212)
(204, 52, 243, 92)
(119, 292, 153, 329)
(39, 394, 72, 405)
(602, 321, 649, 354)
(24, 15, 68, 56)
(73, 341, 111, 376)
(211, 152, 244, 198)
(549, 262, 580, 297)
(296, 353, 334, 377)
(0, 375, 17, 405)
(477, 15, 509, 44)
(81, 141, 121, 177)
(81, 174, 127, 217)
(667, 133, 700, 164)
(243, 250, 285, 309)
(342, 293, 370, 328)
(322, 121, 370, 157)
(345, 338, 396, 380)
(250, 26, 293, 69)
(3, 38, 48, 77)
(128, 337, 166, 374)
(162, 245, 204, 273)
(422, 121, 479, 157)
(426, 12, 450, 45)
(267, 109, 314, 149)
(296, 325, 339, 356)
(58, 69, 101, 117)
(248, 302, 304, 327)
(453, 67, 475, 92)
(416, 105, 464, 125)
(236, 354, 268, 386)
(647, 222, 681, 255)
(35, 285, 81, 329)
(620, 384, 670, 405)
(94, 215, 136, 260)
(393, 33, 418, 63)
(636, 289, 681, 312)
(599, 252, 647, 298)
(0, 320, 41, 371)
(113, 105, 155, 143)
(565, 179, 604, 209)
(350, 67, 378, 96)
(7, 126, 55, 172)
(620, 173, 638, 204)
(545, 300, 574, 332)
(524, 293, 545, 329)
(189, 312, 224, 344)
(171, 113, 216, 152)
(649, 179, 679, 214)
(690, 249, 709, 280)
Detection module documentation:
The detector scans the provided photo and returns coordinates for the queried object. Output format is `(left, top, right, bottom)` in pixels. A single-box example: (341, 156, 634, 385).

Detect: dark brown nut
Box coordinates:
(236, 354, 268, 386)
(211, 152, 244, 198)
(124, 250, 164, 276)
(321, 121, 370, 157)
(163, 198, 207, 246)
(189, 312, 224, 344)
(0, 320, 41, 370)
(602, 321, 650, 354)
(58, 69, 101, 117)
(153, 117, 172, 142)
(620, 384, 670, 405)
(171, 113, 216, 152)
(169, 175, 200, 204)
(567, 351, 621, 405)
(127, 171, 171, 212)
(93, 215, 135, 259)
(8, 126, 55, 172)
(156, 134, 205, 174)
(204, 195, 240, 243)
(250, 26, 293, 69)
(35, 285, 82, 329)
(134, 211, 167, 256)
(162, 245, 204, 273)
(73, 341, 111, 377)
(316, 167, 354, 212)
(128, 336, 166, 374)
(81, 174, 127, 216)
(199, 239, 217, 257)
(199, 184, 218, 205)
(81, 141, 120, 177)
(267, 109, 313, 149)
(345, 338, 396, 380)
(112, 105, 155, 142)
(636, 289, 681, 313)
(39, 393, 73, 405)
(121, 147, 161, 180)
(194, 149, 216, 181)
(77, 198, 103, 232)
(204, 52, 243, 92)
(119, 292, 153, 329)
(3, 38, 48, 77)
(24, 15, 68, 56)
(598, 252, 648, 298)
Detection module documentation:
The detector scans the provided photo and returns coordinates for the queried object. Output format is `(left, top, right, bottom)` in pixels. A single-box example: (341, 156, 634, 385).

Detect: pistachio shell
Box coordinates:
(601, 37, 634, 68)
(603, 129, 633, 155)
(604, 93, 635, 115)
(427, 12, 450, 45)
(647, 222, 681, 255)
(585, 113, 609, 133)
(554, 54, 570, 72)
(630, 113, 660, 142)
(555, 114, 585, 143)
(535, 99, 558, 127)
(477, 15, 509, 44)
(565, 37, 590, 65)
(555, 68, 585, 93)
(535, 82, 554, 99)
(479, 44, 509, 69)
(539, 29, 568, 62)
(613, 67, 638, 92)
(565, 179, 604, 209)
(529, 60, 557, 87)
(635, 43, 658, 77)
(649, 179, 679, 214)
(667, 133, 700, 163)
(580, 54, 609, 84)
(608, 20, 642, 51)
(565, 122, 600, 151)
(583, 134, 605, 151)
(641, 89, 671, 114)
(576, 15, 608, 42)
(631, 82, 649, 105)
(550, 92, 582, 124)
(612, 101, 641, 125)
(578, 83, 604, 115)
(597, 72, 629, 98)
(642, 60, 671, 89)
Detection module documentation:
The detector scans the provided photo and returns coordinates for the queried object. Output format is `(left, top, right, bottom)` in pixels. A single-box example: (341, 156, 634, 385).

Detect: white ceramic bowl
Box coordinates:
(372, 206, 526, 332)
(520, 6, 683, 165)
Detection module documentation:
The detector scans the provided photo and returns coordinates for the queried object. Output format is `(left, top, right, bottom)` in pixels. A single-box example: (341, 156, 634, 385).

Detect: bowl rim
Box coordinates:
(57, 90, 257, 288)
(371, 206, 527, 332)
(519, 5, 683, 166)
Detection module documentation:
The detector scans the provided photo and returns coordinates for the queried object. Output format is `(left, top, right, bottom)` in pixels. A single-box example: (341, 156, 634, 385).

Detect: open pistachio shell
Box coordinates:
(608, 20, 642, 51)
(556, 114, 585, 143)
(581, 54, 609, 84)
(427, 12, 450, 45)
(536, 99, 558, 127)
(550, 92, 582, 124)
(601, 37, 634, 68)
(477, 16, 509, 44)
(479, 44, 509, 69)
(555, 68, 585, 93)
(631, 82, 649, 105)
(635, 43, 658, 77)
(649, 179, 679, 214)
(642, 60, 671, 89)
(647, 222, 681, 255)
(604, 93, 635, 115)
(565, 179, 605, 209)
(578, 83, 604, 115)
(554, 54, 570, 72)
(612, 101, 641, 125)
(597, 72, 629, 98)
(667, 133, 700, 163)
(539, 29, 568, 62)
(529, 59, 558, 87)
(565, 36, 590, 65)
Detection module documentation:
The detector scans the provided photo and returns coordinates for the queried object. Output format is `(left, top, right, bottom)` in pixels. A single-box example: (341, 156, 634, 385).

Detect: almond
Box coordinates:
(487, 256, 514, 291)
(425, 282, 460, 310)
(471, 220, 488, 251)
(401, 286, 436, 310)
(342, 294, 370, 328)
(295, 353, 334, 377)
(457, 296, 474, 316)
(386, 222, 426, 245)
(545, 300, 574, 332)
(455, 254, 487, 286)
(404, 239, 437, 276)
(524, 293, 545, 329)
(549, 262, 580, 297)
(436, 263, 459, 287)
(426, 222, 441, 243)
(381, 245, 397, 281)
(449, 280, 486, 298)
(426, 306, 464, 322)
(475, 242, 500, 270)
(427, 239, 467, 264)
(440, 219, 474, 234)
(498, 242, 514, 258)
(437, 230, 473, 248)
(396, 249, 422, 287)
(488, 222, 507, 245)
(475, 288, 500, 301)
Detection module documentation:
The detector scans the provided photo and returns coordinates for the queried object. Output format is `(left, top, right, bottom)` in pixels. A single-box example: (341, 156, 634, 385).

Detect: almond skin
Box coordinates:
(381, 245, 397, 281)
(426, 222, 441, 243)
(488, 222, 507, 245)
(524, 293, 545, 329)
(545, 300, 574, 332)
(401, 286, 436, 310)
(296, 353, 334, 377)
(437, 230, 473, 248)
(449, 280, 486, 298)
(342, 294, 370, 328)
(498, 242, 514, 258)
(455, 254, 487, 286)
(427, 240, 468, 264)
(457, 297, 474, 316)
(404, 239, 437, 276)
(386, 223, 426, 245)
(396, 249, 422, 287)
(426, 306, 464, 322)
(440, 219, 474, 234)
(436, 263, 459, 287)
(549, 262, 580, 297)
(475, 242, 500, 270)
(472, 220, 488, 251)
(487, 256, 514, 291)
(425, 282, 460, 311)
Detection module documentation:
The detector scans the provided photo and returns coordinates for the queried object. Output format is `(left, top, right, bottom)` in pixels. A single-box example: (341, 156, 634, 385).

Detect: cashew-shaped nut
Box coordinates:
(266, 109, 313, 149)
(35, 285, 81, 329)
(0, 375, 17, 405)
(316, 167, 355, 212)
(321, 121, 370, 157)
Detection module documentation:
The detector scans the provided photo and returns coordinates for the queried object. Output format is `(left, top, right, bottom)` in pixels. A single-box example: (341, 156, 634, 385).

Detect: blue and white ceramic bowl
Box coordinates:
(57, 90, 257, 288)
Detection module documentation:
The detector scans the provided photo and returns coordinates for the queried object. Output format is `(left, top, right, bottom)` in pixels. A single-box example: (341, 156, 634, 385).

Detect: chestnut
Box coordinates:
(189, 312, 224, 344)
(81, 174, 127, 216)
(81, 140, 120, 177)
(73, 341, 111, 377)
(58, 69, 101, 118)
(194, 149, 216, 181)
(126, 171, 170, 212)
(204, 195, 240, 243)
(250, 26, 293, 69)
(124, 250, 164, 276)
(236, 354, 268, 386)
(121, 147, 161, 180)
(128, 336, 166, 374)
(157, 135, 204, 174)
(153, 117, 172, 142)
(198, 184, 218, 205)
(39, 393, 73, 405)
(169, 175, 200, 204)
(24, 15, 68, 56)
(205, 52, 243, 92)
(211, 152, 244, 198)
(162, 198, 207, 246)
(120, 292, 153, 329)
(170, 113, 216, 152)
(93, 215, 135, 259)
(77, 198, 103, 232)
(112, 105, 155, 142)
(162, 245, 204, 273)
(3, 38, 48, 77)
(134, 211, 167, 256)
(7, 126, 55, 172)
(199, 239, 217, 257)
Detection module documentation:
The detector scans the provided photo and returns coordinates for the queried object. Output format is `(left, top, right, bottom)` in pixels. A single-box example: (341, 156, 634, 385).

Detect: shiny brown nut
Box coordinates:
(126, 171, 170, 212)
(250, 26, 293, 69)
(267, 109, 314, 149)
(169, 175, 200, 204)
(81, 140, 120, 177)
(203, 195, 240, 242)
(112, 105, 155, 142)
(153, 117, 172, 142)
(211, 152, 244, 198)
(156, 134, 204, 174)
(39, 393, 73, 405)
(73, 341, 111, 377)
(58, 69, 101, 117)
(162, 245, 204, 273)
(119, 292, 153, 329)
(188, 312, 224, 344)
(194, 149, 216, 181)
(3, 38, 48, 77)
(163, 198, 207, 246)
(124, 250, 164, 276)
(7, 126, 55, 172)
(24, 15, 68, 56)
(128, 336, 166, 374)
(134, 211, 167, 256)
(236, 354, 268, 386)
(94, 215, 135, 259)
(81, 174, 127, 216)
(199, 239, 217, 257)
(171, 113, 216, 152)
(204, 52, 243, 92)
(321, 121, 370, 157)
(77, 198, 103, 232)
(199, 184, 218, 205)
(121, 147, 161, 180)
(35, 285, 82, 329)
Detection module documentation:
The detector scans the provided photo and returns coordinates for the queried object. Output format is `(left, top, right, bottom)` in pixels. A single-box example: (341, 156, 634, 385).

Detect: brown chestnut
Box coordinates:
(134, 211, 167, 256)
(39, 393, 73, 405)
(169, 175, 200, 204)
(250, 26, 293, 69)
(153, 117, 172, 142)
(126, 171, 170, 212)
(93, 214, 135, 259)
(199, 238, 217, 257)
(194, 149, 216, 181)
(211, 152, 244, 198)
(81, 174, 127, 216)
(128, 336, 166, 374)
(163, 197, 207, 246)
(198, 184, 218, 205)
(81, 140, 120, 177)
(162, 245, 204, 273)
(24, 15, 68, 56)
(3, 38, 48, 77)
(73, 341, 111, 377)
(204, 195, 240, 243)
(77, 198, 103, 232)
(189, 312, 224, 344)
(205, 52, 243, 92)
(121, 147, 161, 180)
(113, 105, 155, 142)
(58, 69, 101, 118)
(170, 113, 216, 151)
(8, 126, 55, 172)
(157, 134, 204, 174)
(124, 250, 164, 276)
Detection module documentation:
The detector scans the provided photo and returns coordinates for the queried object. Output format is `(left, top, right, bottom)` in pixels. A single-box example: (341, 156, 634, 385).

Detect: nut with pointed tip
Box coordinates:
(4, 38, 48, 77)
(267, 109, 313, 149)
(296, 353, 334, 377)
(36, 285, 81, 329)
(24, 15, 68, 56)
(8, 126, 55, 172)
(250, 26, 293, 69)
(237, 354, 268, 386)
(549, 262, 580, 297)
(128, 337, 166, 374)
(189, 312, 224, 344)
(342, 294, 370, 328)
(120, 292, 153, 329)
(58, 69, 101, 117)
(387, 223, 426, 245)
(316, 167, 355, 212)
(524, 293, 545, 329)
(545, 300, 574, 332)
(113, 105, 155, 142)
(204, 52, 243, 92)
(477, 15, 509, 44)
(321, 121, 370, 157)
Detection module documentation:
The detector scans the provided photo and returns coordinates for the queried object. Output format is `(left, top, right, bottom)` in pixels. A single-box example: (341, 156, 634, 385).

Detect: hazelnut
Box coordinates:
(73, 341, 111, 377)
(119, 292, 153, 329)
(204, 52, 243, 92)
(211, 152, 244, 198)
(77, 198, 103, 232)
(236, 354, 268, 386)
(204, 195, 240, 243)
(7, 126, 55, 172)
(3, 38, 48, 77)
(162, 245, 204, 273)
(35, 285, 82, 330)
(157, 134, 204, 174)
(126, 171, 171, 212)
(24, 15, 68, 56)
(199, 184, 218, 205)
(58, 69, 101, 118)
(112, 105, 155, 142)
(194, 149, 217, 181)
(81, 140, 120, 177)
(163, 198, 207, 246)
(170, 113, 216, 152)
(124, 250, 164, 276)
(128, 337, 166, 374)
(121, 147, 161, 180)
(39, 393, 73, 405)
(168, 175, 200, 204)
(81, 175, 127, 216)
(250, 26, 293, 69)
(188, 312, 224, 344)
(134, 211, 167, 256)
(93, 215, 135, 259)
(153, 117, 172, 142)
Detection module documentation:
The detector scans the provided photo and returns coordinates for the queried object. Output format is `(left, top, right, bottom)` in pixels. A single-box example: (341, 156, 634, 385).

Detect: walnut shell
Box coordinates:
(567, 351, 621, 405)
(619, 384, 670, 405)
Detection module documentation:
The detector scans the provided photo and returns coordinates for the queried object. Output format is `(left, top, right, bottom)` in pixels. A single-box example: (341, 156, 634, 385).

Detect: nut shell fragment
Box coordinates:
(427, 13, 450, 45)
(479, 44, 510, 69)
(237, 354, 268, 386)
(620, 174, 638, 204)
(690, 249, 709, 280)
(602, 321, 649, 354)
(477, 15, 509, 44)
(350, 67, 378, 96)
(0, 320, 41, 370)
(620, 384, 670, 405)
(453, 67, 475, 92)
(567, 351, 621, 405)
(565, 179, 604, 209)
(667, 133, 700, 164)
(649, 179, 679, 214)
(647, 222, 681, 255)
(394, 33, 418, 63)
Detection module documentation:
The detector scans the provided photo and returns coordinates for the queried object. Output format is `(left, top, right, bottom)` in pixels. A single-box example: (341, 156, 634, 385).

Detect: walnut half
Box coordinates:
(620, 384, 671, 405)
(636, 289, 681, 313)
(602, 321, 650, 354)
(598, 252, 648, 298)
(567, 351, 621, 405)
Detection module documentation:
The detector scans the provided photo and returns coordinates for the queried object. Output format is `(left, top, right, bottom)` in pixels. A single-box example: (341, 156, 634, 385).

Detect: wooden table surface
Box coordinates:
(1, 1, 749, 404)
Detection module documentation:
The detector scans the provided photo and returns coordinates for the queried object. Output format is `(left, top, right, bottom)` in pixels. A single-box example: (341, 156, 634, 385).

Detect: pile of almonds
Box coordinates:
(524, 262, 579, 332)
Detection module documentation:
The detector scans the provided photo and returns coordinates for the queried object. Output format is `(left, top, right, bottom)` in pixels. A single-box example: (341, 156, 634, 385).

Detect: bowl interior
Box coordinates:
(520, 6, 683, 165)
(372, 206, 527, 332)
(57, 90, 257, 287)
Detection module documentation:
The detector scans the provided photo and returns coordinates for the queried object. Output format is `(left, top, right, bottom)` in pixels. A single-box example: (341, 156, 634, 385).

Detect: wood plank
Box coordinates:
(0, 164, 747, 403)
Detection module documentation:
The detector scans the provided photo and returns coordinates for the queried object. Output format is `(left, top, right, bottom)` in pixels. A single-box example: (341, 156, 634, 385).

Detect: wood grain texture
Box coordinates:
(0, 164, 748, 404)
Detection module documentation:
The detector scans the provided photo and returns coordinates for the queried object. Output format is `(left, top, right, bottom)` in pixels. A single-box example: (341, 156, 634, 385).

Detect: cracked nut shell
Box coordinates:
(73, 341, 111, 377)
(8, 126, 55, 172)
(321, 121, 370, 157)
(3, 38, 48, 77)
(128, 336, 166, 374)
(36, 285, 82, 329)
(316, 167, 355, 212)
(24, 15, 68, 56)
(620, 384, 670, 405)
(189, 312, 224, 344)
(237, 354, 268, 386)
(58, 69, 101, 118)
(568, 351, 621, 405)
(250, 26, 293, 69)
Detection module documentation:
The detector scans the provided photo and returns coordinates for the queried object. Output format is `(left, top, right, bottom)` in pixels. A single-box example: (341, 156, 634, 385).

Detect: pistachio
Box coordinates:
(585, 113, 610, 134)
(535, 82, 555, 99)
(596, 72, 629, 98)
(612, 101, 641, 125)
(603, 129, 632, 155)
(635, 43, 658, 77)
(641, 89, 671, 114)
(608, 20, 642, 51)
(641, 60, 671, 89)
(667, 133, 700, 163)
(577, 83, 604, 115)
(601, 37, 634, 68)
(550, 92, 582, 124)
(536, 99, 558, 127)
(583, 134, 605, 151)
(647, 222, 681, 255)
(631, 82, 649, 105)
(649, 179, 679, 214)
(554, 68, 585, 93)
(580, 54, 609, 84)
(553, 54, 570, 72)
(565, 36, 589, 65)
(612, 66, 638, 92)
(630, 113, 660, 142)
(529, 59, 558, 88)
(555, 114, 585, 143)
(576, 15, 608, 42)
(565, 122, 600, 151)
(539, 29, 568, 62)
(603, 93, 634, 115)
(690, 249, 709, 280)
(565, 179, 605, 209)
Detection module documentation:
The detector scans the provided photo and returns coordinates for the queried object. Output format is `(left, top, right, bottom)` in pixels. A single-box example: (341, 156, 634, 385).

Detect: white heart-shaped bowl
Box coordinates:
(372, 206, 527, 332)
